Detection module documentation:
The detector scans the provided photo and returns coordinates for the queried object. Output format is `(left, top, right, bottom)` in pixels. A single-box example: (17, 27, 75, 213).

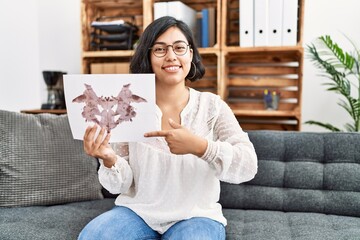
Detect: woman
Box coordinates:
(79, 16, 257, 240)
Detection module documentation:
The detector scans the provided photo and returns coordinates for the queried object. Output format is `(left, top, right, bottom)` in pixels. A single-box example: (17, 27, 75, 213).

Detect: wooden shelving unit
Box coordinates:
(220, 0, 304, 130)
(81, 0, 305, 131)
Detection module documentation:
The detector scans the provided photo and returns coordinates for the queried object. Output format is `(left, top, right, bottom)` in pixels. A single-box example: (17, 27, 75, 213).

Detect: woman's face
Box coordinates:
(150, 26, 193, 86)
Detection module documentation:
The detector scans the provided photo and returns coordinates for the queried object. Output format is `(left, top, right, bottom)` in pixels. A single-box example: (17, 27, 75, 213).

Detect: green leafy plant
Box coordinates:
(306, 35, 360, 132)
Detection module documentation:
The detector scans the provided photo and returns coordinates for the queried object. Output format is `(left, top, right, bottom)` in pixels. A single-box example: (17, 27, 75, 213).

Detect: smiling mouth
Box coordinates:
(162, 66, 182, 71)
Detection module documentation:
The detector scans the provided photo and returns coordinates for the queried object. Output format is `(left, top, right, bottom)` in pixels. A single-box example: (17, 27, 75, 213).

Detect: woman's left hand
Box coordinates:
(144, 118, 207, 157)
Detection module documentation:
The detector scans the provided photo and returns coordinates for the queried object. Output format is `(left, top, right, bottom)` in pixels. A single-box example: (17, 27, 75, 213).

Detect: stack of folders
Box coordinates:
(90, 18, 139, 50)
(239, 0, 298, 47)
(154, 1, 216, 48)
(154, 1, 197, 37)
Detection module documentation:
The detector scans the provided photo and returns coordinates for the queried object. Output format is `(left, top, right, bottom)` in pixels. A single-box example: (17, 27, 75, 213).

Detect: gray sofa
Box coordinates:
(1, 110, 360, 240)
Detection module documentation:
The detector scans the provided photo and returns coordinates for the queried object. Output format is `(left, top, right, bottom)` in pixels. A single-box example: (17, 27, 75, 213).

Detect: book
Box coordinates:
(201, 8, 209, 47)
(154, 1, 197, 36)
(154, 2, 168, 20)
(208, 7, 216, 47)
(195, 11, 203, 47)
(168, 1, 197, 35)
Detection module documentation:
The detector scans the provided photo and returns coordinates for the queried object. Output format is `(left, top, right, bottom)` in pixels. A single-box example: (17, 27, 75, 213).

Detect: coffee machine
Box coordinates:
(41, 71, 66, 110)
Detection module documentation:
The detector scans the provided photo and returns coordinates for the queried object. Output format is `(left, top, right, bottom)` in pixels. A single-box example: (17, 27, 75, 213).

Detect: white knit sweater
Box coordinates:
(98, 88, 258, 234)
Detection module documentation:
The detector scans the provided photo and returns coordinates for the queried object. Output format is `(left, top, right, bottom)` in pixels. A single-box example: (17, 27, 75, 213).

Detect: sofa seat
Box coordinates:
(223, 209, 360, 240)
(2, 201, 360, 240)
(0, 199, 115, 240)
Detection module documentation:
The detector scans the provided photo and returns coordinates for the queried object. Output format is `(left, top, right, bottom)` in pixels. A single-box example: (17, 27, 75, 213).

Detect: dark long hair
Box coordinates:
(130, 16, 205, 82)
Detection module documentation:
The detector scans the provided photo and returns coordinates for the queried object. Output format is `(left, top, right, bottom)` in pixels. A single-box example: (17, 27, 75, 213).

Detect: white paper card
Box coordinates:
(64, 74, 157, 143)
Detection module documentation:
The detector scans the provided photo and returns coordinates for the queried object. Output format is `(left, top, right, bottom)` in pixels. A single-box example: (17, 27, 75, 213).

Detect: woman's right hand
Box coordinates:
(83, 125, 117, 168)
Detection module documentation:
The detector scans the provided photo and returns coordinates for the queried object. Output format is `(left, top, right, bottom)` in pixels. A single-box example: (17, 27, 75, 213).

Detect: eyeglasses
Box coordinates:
(149, 41, 190, 58)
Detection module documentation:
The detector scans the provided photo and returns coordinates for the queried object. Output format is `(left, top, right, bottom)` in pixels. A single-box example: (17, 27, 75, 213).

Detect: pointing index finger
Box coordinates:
(144, 130, 169, 138)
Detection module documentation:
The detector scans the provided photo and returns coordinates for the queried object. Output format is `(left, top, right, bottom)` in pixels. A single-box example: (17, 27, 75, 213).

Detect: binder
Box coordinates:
(153, 2, 197, 37)
(282, 0, 298, 46)
(195, 11, 203, 47)
(201, 8, 209, 47)
(254, 0, 268, 47)
(239, 0, 254, 47)
(208, 7, 216, 47)
(154, 2, 168, 20)
(168, 1, 197, 35)
(268, 0, 283, 46)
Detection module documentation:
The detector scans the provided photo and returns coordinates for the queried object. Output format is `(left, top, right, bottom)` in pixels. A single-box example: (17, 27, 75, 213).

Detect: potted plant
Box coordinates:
(306, 35, 360, 132)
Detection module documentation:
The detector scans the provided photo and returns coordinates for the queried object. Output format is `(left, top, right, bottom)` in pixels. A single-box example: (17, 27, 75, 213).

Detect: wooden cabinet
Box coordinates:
(81, 0, 305, 131)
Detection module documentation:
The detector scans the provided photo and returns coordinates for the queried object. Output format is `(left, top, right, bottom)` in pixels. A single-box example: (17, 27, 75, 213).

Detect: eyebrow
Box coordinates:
(153, 40, 188, 45)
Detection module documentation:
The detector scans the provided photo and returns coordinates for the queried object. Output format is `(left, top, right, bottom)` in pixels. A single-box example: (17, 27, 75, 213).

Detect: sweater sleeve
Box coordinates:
(97, 143, 133, 194)
(201, 100, 258, 184)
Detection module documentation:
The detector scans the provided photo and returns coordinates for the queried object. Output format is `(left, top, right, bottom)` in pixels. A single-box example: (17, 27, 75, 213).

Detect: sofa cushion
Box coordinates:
(0, 110, 103, 207)
(223, 209, 360, 240)
(220, 131, 360, 217)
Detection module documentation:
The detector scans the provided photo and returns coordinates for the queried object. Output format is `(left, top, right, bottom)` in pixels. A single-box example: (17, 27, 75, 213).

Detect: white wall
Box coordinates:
(0, 0, 81, 111)
(0, 0, 40, 111)
(0, 0, 359, 131)
(302, 0, 360, 131)
(38, 0, 81, 103)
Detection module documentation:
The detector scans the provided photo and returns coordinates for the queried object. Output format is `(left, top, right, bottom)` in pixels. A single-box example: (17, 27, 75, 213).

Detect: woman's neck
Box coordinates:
(156, 83, 189, 110)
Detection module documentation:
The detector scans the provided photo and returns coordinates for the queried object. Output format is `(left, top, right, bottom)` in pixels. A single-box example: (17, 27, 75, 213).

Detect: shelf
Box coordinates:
(231, 108, 300, 118)
(198, 47, 220, 55)
(82, 50, 135, 58)
(83, 0, 142, 9)
(223, 45, 303, 53)
(21, 109, 67, 115)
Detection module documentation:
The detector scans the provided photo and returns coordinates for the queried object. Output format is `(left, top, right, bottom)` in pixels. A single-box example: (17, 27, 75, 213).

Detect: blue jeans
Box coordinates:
(78, 206, 226, 240)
